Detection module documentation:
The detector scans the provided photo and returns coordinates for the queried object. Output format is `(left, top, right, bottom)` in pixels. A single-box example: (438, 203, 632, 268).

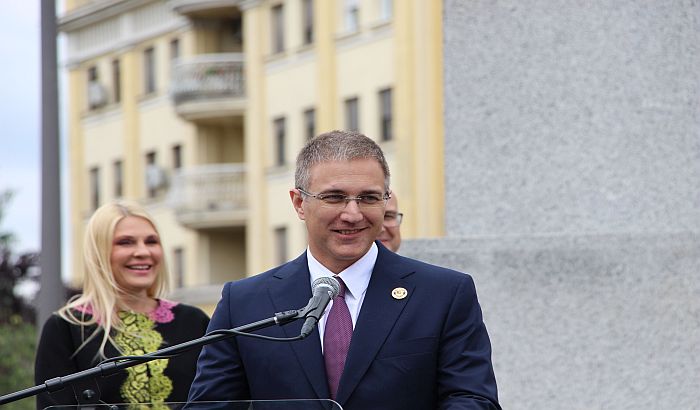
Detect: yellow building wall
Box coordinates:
(63, 0, 444, 303)
(394, 0, 445, 239)
(335, 34, 394, 136)
(242, 3, 267, 276)
(244, 0, 445, 272)
(65, 3, 200, 288)
(67, 68, 86, 287)
(82, 113, 126, 194)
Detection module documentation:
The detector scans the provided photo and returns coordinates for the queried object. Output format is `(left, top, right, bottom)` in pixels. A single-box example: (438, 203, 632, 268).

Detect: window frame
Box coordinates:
(89, 166, 100, 211)
(273, 116, 287, 166)
(111, 58, 121, 103)
(274, 226, 288, 265)
(271, 4, 285, 54)
(113, 160, 123, 198)
(303, 107, 316, 142)
(145, 151, 157, 198)
(143, 46, 156, 94)
(344, 0, 360, 32)
(173, 247, 185, 288)
(378, 87, 393, 141)
(302, 0, 314, 45)
(170, 38, 180, 61)
(172, 144, 182, 170)
(345, 96, 359, 131)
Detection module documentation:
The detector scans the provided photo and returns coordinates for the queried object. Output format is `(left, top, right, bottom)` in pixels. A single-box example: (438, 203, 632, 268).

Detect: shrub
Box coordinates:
(0, 319, 37, 410)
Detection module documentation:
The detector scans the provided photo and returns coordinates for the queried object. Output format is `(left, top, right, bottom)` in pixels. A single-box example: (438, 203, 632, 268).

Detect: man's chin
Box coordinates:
(332, 242, 373, 258)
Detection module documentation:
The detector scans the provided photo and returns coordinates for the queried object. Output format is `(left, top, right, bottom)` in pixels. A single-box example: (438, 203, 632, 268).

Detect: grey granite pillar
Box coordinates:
(402, 1, 700, 408)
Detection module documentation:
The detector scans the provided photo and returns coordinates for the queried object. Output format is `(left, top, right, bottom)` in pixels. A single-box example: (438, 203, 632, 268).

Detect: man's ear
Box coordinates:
(290, 189, 305, 220)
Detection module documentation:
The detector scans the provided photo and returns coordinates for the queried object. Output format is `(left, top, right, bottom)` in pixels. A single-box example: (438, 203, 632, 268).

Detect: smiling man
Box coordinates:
(189, 130, 500, 409)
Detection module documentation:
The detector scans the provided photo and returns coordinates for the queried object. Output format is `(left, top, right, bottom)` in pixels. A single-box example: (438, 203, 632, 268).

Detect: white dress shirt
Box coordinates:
(307, 242, 378, 352)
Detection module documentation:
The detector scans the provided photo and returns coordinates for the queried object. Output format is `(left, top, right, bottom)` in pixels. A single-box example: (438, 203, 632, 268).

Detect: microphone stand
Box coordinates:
(0, 309, 305, 406)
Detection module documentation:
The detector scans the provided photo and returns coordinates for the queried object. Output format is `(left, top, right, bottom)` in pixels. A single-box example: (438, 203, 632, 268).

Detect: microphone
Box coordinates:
(299, 276, 340, 338)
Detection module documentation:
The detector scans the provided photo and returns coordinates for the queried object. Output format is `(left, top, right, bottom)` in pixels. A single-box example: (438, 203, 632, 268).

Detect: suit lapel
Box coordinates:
(335, 245, 415, 404)
(267, 253, 330, 399)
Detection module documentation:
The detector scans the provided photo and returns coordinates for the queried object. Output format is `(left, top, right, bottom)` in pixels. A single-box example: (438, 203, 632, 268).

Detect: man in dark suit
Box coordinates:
(188, 130, 500, 409)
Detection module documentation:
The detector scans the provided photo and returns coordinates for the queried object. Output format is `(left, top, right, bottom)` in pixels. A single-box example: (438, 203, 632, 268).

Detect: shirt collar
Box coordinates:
(307, 242, 378, 298)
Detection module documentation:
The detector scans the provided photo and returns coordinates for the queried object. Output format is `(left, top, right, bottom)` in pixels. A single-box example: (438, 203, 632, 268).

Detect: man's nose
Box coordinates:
(340, 200, 364, 221)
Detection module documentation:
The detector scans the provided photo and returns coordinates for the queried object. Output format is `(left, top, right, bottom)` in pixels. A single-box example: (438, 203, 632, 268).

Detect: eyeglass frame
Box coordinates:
(296, 187, 391, 208)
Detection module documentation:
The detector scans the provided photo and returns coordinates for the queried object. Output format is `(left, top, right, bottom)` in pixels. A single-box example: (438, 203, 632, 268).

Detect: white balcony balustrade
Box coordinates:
(169, 163, 247, 229)
(169, 0, 242, 17)
(170, 53, 246, 121)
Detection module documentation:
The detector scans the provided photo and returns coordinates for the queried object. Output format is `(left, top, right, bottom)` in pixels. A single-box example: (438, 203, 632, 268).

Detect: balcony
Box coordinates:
(170, 53, 246, 122)
(169, 0, 242, 18)
(169, 163, 247, 229)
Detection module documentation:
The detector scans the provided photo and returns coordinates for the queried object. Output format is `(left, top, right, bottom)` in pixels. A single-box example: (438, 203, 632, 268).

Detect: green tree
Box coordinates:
(0, 189, 38, 324)
(0, 189, 38, 410)
(0, 321, 36, 409)
(0, 189, 15, 247)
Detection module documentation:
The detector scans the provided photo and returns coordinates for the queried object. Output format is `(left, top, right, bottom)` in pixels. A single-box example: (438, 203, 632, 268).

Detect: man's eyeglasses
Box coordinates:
(296, 187, 390, 209)
(383, 212, 403, 227)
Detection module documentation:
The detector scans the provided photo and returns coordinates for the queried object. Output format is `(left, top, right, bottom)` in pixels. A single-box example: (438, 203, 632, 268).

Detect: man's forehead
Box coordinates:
(308, 158, 385, 180)
(310, 157, 383, 168)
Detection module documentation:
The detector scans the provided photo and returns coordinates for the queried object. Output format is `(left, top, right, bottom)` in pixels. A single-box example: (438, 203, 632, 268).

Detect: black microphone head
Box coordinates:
(312, 276, 340, 298)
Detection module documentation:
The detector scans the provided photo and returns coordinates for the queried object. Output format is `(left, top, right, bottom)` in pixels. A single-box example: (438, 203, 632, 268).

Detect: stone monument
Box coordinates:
(402, 1, 700, 408)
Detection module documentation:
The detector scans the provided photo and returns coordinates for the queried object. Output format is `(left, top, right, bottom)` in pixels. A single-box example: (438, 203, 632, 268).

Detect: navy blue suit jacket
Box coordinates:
(188, 242, 500, 409)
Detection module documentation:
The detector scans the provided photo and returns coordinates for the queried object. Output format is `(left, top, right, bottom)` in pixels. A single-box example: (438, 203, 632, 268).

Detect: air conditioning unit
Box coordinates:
(87, 81, 108, 109)
(146, 165, 168, 190)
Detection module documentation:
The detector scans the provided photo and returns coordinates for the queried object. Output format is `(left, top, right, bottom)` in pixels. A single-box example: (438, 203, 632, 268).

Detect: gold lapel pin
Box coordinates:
(391, 287, 408, 300)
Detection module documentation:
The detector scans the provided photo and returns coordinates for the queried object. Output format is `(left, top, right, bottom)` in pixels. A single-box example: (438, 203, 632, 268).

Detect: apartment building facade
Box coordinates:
(59, 0, 444, 310)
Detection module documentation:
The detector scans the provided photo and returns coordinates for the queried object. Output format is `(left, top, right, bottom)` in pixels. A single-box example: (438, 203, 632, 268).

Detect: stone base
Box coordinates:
(401, 232, 699, 409)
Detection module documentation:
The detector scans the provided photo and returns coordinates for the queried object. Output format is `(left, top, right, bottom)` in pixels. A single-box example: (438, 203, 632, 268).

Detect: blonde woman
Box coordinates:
(34, 200, 209, 408)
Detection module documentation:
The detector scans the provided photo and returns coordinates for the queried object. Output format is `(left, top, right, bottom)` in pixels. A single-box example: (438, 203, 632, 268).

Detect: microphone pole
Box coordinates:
(0, 309, 300, 405)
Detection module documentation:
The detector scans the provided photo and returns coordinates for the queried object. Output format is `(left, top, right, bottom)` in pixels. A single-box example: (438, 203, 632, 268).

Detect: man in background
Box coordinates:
(377, 192, 402, 252)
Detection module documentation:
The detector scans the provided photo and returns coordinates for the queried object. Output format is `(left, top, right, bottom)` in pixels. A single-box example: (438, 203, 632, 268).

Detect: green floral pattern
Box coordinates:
(115, 310, 172, 409)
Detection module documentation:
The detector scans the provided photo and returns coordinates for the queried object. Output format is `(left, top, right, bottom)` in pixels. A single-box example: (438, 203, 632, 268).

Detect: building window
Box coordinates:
(379, 88, 393, 141)
(345, 97, 359, 131)
(273, 117, 286, 166)
(344, 0, 360, 32)
(88, 66, 98, 82)
(378, 0, 392, 21)
(89, 167, 100, 211)
(303, 108, 316, 141)
(230, 16, 243, 44)
(87, 66, 97, 110)
(87, 66, 107, 110)
(302, 0, 314, 45)
(143, 47, 156, 94)
(170, 38, 180, 61)
(173, 247, 185, 288)
(271, 4, 285, 54)
(111, 59, 121, 103)
(274, 226, 288, 265)
(113, 160, 123, 198)
(172, 144, 182, 169)
(145, 151, 157, 198)
(169, 39, 180, 86)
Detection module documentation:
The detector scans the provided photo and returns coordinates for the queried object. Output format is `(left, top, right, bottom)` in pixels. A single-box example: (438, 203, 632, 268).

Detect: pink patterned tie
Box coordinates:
(324, 276, 353, 400)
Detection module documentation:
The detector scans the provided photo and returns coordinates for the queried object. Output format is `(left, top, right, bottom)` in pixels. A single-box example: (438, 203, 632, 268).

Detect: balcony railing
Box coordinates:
(169, 0, 242, 17)
(170, 53, 246, 121)
(169, 163, 247, 229)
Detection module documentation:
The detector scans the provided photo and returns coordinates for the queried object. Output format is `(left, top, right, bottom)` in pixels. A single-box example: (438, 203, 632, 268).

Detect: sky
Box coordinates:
(0, 2, 41, 255)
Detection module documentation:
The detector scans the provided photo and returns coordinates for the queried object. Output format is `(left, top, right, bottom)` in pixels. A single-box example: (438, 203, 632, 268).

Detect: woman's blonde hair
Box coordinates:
(58, 199, 170, 358)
